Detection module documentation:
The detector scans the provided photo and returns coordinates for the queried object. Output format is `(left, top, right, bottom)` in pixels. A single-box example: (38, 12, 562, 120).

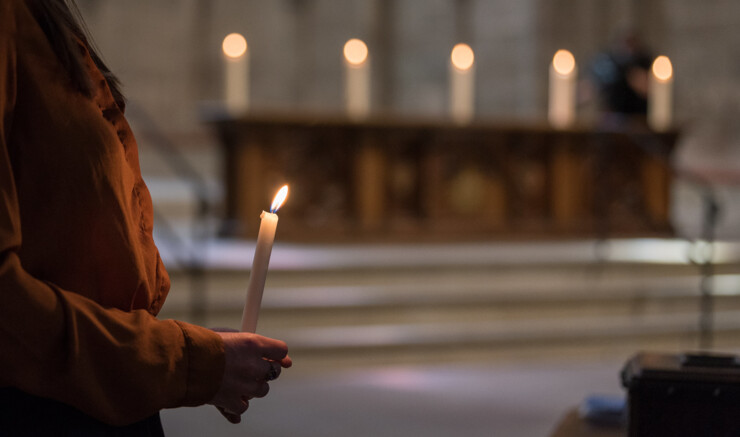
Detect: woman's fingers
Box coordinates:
(210, 331, 291, 423)
(216, 406, 243, 424)
(252, 381, 270, 398)
(221, 398, 249, 416)
(234, 380, 270, 399)
(262, 359, 281, 381)
(257, 337, 290, 362)
(282, 355, 293, 368)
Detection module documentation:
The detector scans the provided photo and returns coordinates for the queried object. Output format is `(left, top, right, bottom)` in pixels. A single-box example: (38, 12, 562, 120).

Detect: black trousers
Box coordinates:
(0, 387, 164, 437)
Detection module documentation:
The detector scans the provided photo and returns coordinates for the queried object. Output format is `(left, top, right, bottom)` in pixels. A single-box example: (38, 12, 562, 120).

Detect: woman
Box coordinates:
(0, 0, 291, 434)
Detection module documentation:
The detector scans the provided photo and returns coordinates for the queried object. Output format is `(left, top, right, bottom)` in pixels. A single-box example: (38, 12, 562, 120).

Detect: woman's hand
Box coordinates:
(208, 331, 292, 424)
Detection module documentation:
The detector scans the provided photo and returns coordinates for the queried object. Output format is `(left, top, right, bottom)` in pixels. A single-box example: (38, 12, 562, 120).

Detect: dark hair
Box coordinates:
(27, 0, 125, 107)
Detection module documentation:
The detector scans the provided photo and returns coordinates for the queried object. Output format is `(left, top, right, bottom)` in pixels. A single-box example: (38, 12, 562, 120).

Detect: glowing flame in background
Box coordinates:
(451, 43, 475, 71)
(223, 33, 247, 59)
(552, 49, 575, 76)
(652, 56, 673, 81)
(344, 38, 369, 66)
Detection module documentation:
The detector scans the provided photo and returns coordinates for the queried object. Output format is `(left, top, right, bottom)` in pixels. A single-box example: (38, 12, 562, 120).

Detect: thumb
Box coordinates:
(216, 406, 243, 424)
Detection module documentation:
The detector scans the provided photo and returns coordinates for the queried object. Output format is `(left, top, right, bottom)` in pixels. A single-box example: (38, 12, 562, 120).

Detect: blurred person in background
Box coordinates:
(587, 30, 654, 128)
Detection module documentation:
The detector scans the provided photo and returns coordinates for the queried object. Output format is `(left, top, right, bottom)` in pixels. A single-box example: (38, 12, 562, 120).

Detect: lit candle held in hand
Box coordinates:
(241, 185, 289, 333)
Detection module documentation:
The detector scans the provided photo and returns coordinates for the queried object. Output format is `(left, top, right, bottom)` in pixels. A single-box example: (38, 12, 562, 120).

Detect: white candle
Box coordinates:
(343, 38, 370, 119)
(648, 55, 673, 132)
(449, 43, 475, 124)
(548, 49, 577, 129)
(222, 33, 249, 115)
(241, 185, 289, 333)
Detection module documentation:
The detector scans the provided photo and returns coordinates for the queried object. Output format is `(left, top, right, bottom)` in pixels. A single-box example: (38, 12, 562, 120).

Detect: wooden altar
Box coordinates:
(211, 113, 677, 241)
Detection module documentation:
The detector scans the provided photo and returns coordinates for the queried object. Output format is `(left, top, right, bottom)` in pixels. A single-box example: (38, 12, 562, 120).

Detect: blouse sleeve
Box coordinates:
(0, 0, 224, 426)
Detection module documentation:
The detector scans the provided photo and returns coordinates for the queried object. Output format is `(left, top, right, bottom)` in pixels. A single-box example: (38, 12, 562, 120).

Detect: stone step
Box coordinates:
(254, 309, 740, 368)
(161, 287, 733, 353)
(264, 309, 740, 351)
(159, 271, 740, 362)
(159, 238, 740, 273)
(154, 238, 740, 365)
(158, 240, 740, 323)
(160, 272, 740, 322)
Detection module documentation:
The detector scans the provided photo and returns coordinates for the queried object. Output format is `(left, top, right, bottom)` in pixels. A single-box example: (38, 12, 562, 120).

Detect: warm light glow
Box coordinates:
(222, 33, 247, 59)
(552, 49, 575, 76)
(652, 55, 673, 81)
(451, 43, 475, 71)
(344, 38, 368, 66)
(270, 185, 289, 213)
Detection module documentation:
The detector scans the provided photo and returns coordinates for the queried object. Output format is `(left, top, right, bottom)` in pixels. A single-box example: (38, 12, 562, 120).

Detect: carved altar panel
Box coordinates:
(213, 114, 676, 241)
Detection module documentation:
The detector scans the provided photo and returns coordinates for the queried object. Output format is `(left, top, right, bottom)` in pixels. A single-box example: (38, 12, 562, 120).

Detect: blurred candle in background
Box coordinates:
(648, 55, 673, 132)
(222, 33, 249, 115)
(343, 38, 370, 119)
(548, 49, 577, 129)
(449, 43, 475, 124)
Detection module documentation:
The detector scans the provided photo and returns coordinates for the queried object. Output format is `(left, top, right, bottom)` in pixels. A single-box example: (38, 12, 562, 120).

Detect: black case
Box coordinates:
(621, 352, 740, 437)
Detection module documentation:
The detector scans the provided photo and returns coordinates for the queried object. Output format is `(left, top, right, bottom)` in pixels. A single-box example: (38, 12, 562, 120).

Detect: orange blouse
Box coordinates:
(0, 0, 224, 426)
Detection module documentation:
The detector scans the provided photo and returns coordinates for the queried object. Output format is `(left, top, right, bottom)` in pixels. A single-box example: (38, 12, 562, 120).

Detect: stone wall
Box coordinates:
(77, 0, 739, 172)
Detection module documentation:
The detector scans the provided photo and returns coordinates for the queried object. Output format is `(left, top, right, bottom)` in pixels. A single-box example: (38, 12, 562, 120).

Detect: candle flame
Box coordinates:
(552, 49, 575, 76)
(270, 185, 289, 213)
(652, 55, 673, 81)
(451, 43, 475, 71)
(223, 33, 247, 59)
(344, 38, 368, 66)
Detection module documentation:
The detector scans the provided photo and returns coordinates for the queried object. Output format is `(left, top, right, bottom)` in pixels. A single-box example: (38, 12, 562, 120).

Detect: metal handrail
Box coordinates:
(620, 127, 739, 351)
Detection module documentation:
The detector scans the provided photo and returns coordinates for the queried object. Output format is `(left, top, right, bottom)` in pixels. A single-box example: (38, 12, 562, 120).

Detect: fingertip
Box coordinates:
(281, 355, 293, 368)
(218, 407, 243, 424)
(255, 382, 271, 398)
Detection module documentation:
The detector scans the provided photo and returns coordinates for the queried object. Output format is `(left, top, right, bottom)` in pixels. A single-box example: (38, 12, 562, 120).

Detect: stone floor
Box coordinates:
(161, 356, 627, 437)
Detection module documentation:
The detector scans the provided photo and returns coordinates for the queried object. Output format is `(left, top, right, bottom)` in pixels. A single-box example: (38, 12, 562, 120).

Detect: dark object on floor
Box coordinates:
(622, 352, 740, 437)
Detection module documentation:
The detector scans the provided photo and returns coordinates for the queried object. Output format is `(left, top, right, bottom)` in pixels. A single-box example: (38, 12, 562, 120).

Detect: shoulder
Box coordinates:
(0, 0, 16, 26)
(0, 0, 23, 17)
(1, 0, 29, 37)
(0, 1, 18, 59)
